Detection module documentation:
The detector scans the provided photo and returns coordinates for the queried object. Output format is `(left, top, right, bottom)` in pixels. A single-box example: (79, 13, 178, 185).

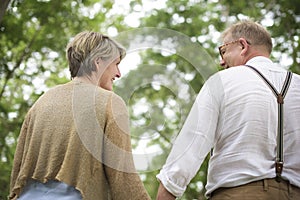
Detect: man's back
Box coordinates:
(206, 56, 300, 194)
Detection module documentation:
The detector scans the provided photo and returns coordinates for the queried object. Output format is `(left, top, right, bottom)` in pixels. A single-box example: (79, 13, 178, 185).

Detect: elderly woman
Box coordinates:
(9, 31, 150, 200)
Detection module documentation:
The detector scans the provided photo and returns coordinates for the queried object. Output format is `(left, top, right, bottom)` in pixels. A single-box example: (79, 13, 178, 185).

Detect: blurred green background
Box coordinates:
(0, 0, 299, 199)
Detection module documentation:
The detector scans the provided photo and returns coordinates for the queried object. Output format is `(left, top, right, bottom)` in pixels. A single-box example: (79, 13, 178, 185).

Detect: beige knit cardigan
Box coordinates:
(9, 81, 150, 200)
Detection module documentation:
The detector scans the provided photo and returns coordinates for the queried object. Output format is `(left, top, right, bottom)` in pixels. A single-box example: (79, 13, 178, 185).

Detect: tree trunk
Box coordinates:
(0, 0, 11, 23)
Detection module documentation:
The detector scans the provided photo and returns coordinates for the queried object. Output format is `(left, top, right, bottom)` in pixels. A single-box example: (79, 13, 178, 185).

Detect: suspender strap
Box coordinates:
(245, 65, 293, 182)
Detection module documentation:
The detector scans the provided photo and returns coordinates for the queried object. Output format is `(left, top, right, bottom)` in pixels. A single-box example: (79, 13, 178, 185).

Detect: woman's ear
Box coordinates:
(93, 59, 102, 75)
(94, 58, 104, 69)
(95, 58, 101, 65)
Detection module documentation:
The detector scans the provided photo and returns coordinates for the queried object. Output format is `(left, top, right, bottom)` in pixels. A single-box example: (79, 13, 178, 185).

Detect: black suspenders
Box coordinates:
(245, 65, 293, 182)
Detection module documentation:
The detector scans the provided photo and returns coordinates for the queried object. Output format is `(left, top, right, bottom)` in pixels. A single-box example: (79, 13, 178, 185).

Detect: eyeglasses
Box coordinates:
(218, 40, 239, 59)
(218, 39, 251, 59)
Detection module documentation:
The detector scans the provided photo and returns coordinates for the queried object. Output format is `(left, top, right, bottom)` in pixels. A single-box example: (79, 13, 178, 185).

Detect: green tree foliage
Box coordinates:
(0, 0, 299, 199)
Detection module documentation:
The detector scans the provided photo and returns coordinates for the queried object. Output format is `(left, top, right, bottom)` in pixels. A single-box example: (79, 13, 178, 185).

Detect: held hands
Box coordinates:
(156, 183, 176, 200)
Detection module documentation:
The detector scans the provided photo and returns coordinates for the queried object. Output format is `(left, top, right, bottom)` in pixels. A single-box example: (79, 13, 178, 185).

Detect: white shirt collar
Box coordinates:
(246, 56, 273, 66)
(246, 56, 284, 72)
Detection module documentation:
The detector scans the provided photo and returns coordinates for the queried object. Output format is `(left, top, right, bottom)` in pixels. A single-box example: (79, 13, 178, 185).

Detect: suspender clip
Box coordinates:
(277, 94, 284, 104)
(275, 161, 284, 182)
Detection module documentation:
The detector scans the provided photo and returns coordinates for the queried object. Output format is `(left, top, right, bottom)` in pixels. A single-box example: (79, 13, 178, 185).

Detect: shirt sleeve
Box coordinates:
(103, 93, 151, 200)
(156, 78, 220, 197)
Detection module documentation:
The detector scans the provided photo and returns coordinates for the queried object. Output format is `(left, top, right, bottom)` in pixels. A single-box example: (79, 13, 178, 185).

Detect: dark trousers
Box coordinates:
(209, 178, 300, 200)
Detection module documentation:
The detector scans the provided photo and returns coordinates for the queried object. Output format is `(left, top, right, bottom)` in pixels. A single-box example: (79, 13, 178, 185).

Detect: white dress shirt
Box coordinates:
(157, 56, 300, 197)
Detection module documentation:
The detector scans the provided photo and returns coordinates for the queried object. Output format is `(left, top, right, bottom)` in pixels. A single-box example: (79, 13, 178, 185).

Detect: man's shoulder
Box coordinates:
(210, 66, 247, 80)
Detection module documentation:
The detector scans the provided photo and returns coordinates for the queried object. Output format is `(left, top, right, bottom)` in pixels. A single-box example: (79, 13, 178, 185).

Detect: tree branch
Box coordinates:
(0, 29, 40, 101)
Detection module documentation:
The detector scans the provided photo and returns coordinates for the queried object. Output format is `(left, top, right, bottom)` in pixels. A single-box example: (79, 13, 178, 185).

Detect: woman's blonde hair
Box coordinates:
(66, 31, 126, 79)
(221, 20, 272, 54)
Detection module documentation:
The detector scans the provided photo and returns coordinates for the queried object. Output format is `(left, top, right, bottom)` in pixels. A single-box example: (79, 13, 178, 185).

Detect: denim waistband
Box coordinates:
(18, 179, 82, 200)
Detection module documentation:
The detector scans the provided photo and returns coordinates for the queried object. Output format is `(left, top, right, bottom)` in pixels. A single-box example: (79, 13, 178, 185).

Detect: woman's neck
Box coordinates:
(73, 76, 98, 86)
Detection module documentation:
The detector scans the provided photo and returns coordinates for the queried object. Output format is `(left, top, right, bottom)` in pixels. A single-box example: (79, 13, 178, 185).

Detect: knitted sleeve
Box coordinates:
(9, 110, 32, 200)
(103, 93, 151, 200)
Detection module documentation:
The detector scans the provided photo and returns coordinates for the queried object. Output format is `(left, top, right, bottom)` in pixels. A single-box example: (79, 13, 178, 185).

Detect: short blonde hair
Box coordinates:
(66, 31, 126, 78)
(221, 20, 272, 54)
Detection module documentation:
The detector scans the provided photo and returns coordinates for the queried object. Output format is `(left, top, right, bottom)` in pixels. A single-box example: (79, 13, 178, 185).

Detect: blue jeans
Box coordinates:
(18, 179, 82, 200)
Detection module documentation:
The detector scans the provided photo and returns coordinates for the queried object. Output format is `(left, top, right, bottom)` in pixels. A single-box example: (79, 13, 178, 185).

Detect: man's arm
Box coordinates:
(156, 182, 176, 200)
(156, 78, 220, 200)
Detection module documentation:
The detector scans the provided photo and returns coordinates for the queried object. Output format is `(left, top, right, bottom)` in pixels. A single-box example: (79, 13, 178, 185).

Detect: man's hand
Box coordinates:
(156, 182, 176, 200)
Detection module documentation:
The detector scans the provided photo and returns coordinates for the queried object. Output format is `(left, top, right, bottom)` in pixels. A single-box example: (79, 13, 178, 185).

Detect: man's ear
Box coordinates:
(240, 38, 250, 48)
(239, 38, 249, 56)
